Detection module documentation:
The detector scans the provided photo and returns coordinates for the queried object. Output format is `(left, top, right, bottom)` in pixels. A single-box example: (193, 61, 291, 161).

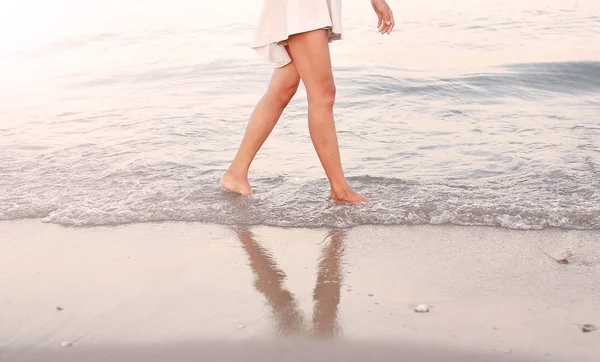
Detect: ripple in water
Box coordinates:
(1, 156, 599, 229)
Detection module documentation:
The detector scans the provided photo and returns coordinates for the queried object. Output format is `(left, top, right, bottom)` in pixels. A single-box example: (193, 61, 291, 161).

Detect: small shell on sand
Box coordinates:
(582, 324, 597, 332)
(414, 304, 430, 313)
(61, 341, 73, 347)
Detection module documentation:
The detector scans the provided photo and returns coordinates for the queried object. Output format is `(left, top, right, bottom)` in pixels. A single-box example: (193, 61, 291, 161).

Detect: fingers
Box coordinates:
(374, 0, 395, 34)
(387, 10, 395, 34)
(379, 17, 392, 34)
(377, 9, 395, 34)
(378, 17, 386, 34)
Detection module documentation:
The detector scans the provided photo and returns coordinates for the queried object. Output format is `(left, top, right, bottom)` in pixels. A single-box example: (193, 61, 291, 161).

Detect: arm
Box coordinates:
(371, 0, 395, 34)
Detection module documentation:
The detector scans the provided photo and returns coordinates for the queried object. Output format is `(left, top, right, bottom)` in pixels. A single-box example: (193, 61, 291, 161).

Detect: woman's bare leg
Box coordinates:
(221, 56, 301, 195)
(286, 30, 367, 202)
(237, 228, 304, 334)
(312, 229, 344, 337)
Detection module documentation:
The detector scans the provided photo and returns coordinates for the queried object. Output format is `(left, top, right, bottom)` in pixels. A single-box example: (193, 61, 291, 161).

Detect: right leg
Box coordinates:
(286, 30, 367, 202)
(221, 55, 301, 195)
(312, 229, 344, 337)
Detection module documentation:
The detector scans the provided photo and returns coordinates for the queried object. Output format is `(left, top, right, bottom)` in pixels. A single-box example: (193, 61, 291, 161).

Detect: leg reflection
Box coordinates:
(312, 229, 345, 337)
(237, 228, 304, 334)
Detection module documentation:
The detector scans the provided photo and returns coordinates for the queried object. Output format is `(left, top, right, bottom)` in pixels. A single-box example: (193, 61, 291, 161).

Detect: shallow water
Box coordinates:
(1, 0, 599, 229)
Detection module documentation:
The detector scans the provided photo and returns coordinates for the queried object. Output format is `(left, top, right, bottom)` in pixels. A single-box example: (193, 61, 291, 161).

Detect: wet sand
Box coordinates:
(1, 220, 599, 361)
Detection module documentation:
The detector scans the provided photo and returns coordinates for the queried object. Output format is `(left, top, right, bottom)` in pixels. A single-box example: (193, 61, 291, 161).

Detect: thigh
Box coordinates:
(285, 30, 334, 95)
(267, 47, 301, 92)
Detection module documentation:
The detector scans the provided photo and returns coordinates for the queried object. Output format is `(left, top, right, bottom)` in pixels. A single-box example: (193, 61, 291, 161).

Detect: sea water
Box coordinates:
(1, 0, 599, 229)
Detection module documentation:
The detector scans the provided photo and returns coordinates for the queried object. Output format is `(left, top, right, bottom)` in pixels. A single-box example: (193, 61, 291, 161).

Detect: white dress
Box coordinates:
(252, 0, 343, 68)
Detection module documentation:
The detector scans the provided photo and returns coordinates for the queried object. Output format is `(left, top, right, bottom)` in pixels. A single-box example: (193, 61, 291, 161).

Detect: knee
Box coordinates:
(307, 79, 336, 108)
(271, 77, 300, 105)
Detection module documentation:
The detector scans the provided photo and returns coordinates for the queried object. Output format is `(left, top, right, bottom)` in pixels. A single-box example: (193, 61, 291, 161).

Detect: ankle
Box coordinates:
(225, 166, 248, 179)
(330, 183, 353, 197)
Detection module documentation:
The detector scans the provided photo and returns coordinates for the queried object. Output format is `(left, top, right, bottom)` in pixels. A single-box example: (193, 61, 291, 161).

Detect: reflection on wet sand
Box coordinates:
(237, 228, 345, 338)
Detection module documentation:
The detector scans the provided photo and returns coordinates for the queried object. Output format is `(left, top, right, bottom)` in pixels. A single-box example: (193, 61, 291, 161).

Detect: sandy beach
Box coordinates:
(1, 220, 598, 361)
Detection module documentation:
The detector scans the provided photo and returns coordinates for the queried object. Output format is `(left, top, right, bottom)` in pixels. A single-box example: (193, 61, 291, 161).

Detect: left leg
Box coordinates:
(237, 228, 304, 334)
(221, 52, 301, 195)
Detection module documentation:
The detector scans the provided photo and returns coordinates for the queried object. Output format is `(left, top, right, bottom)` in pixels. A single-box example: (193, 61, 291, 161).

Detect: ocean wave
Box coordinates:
(343, 61, 600, 100)
(1, 172, 599, 230)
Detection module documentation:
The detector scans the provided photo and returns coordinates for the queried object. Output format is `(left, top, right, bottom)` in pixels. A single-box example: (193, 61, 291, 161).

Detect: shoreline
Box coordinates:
(1, 220, 599, 361)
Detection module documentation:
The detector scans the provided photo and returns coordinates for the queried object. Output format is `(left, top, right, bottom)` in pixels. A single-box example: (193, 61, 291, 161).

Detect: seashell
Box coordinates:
(414, 304, 430, 313)
(582, 324, 597, 333)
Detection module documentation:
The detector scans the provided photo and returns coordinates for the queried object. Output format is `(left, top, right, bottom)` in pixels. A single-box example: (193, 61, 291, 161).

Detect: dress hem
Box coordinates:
(252, 26, 342, 68)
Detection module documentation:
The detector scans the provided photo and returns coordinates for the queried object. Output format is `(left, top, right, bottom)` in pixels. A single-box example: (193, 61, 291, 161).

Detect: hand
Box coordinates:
(371, 0, 395, 34)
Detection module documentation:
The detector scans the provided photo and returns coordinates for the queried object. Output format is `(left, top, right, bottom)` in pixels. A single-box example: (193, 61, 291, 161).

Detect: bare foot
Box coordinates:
(220, 171, 252, 196)
(330, 188, 369, 203)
